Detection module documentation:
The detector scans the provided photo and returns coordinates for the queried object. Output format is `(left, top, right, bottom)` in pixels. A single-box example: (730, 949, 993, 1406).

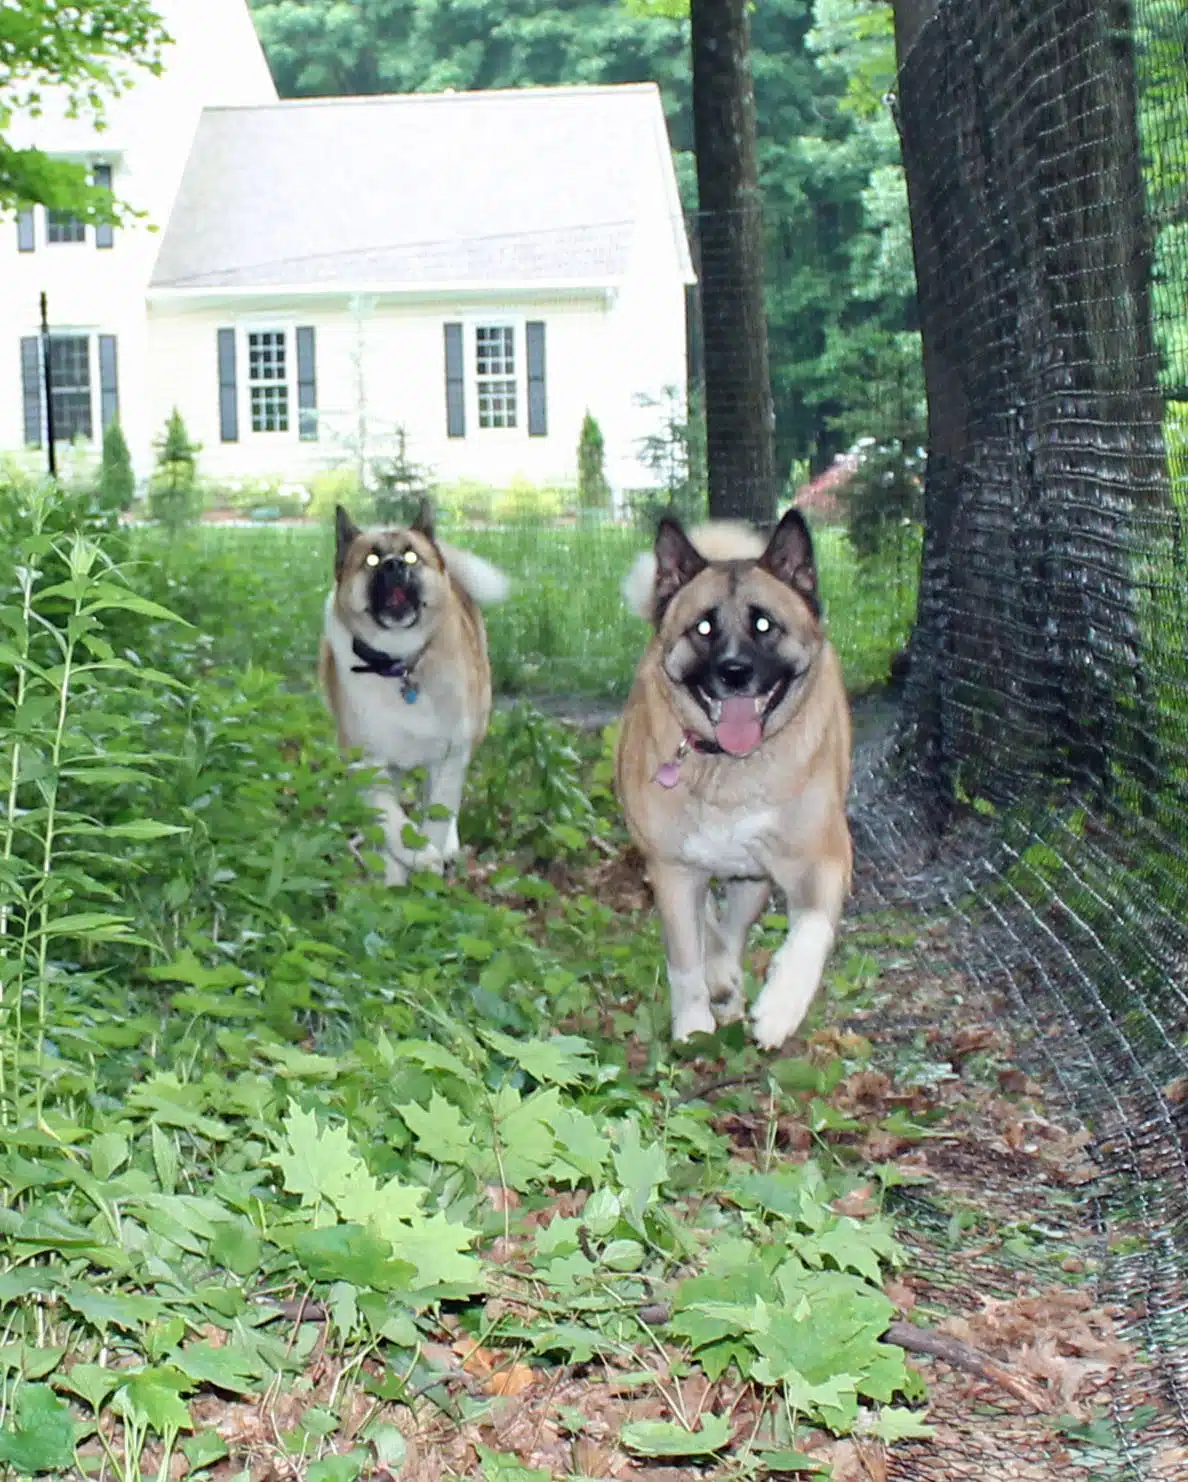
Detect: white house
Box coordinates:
(0, 0, 694, 503)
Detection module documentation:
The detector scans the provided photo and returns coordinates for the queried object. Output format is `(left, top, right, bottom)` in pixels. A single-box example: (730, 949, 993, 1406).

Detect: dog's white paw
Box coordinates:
(708, 972, 745, 1024)
(384, 844, 445, 886)
(750, 990, 808, 1051)
(442, 821, 461, 862)
(673, 1002, 717, 1041)
(749, 911, 834, 1051)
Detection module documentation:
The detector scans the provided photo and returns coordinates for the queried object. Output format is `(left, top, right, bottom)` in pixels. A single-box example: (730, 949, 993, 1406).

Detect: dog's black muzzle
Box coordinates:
(369, 556, 422, 626)
(690, 645, 796, 718)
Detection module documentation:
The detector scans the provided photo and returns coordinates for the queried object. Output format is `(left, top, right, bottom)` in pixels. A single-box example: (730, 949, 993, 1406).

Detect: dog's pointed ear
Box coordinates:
(759, 508, 819, 615)
(411, 497, 435, 540)
(653, 517, 707, 619)
(334, 505, 361, 577)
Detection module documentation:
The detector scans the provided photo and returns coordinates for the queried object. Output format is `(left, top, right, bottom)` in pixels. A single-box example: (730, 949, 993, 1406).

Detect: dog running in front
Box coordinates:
(615, 509, 852, 1049)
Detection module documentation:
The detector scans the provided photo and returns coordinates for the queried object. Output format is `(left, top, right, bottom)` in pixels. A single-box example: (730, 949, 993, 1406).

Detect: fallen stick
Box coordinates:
(885, 1319, 1049, 1412)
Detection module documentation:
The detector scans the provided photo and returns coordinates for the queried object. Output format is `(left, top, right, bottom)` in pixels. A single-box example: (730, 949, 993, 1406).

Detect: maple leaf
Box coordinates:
(803, 1216, 906, 1285)
(398, 1092, 476, 1169)
(612, 1117, 666, 1229)
(480, 1028, 600, 1086)
(269, 1105, 366, 1210)
(388, 1210, 481, 1291)
(492, 1086, 561, 1191)
(543, 1103, 611, 1184)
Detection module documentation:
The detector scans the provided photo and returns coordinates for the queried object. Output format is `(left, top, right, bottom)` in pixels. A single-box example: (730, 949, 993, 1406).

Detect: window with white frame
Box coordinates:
(248, 330, 289, 433)
(475, 325, 517, 429)
(46, 210, 85, 245)
(48, 336, 93, 440)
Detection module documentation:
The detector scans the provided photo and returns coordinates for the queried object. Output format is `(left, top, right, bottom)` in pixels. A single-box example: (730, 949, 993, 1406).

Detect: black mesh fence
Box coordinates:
(845, 0, 1188, 1473)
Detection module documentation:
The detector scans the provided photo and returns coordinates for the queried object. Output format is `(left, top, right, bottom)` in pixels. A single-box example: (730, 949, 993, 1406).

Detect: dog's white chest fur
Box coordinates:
(677, 802, 780, 877)
(324, 601, 473, 768)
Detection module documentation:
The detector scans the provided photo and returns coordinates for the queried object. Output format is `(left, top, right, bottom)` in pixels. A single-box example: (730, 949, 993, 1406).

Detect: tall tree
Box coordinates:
(688, 0, 777, 521)
(0, 0, 168, 213)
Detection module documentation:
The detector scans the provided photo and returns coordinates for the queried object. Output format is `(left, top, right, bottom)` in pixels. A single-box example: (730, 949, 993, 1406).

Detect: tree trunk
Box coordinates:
(892, 0, 1164, 806)
(689, 0, 776, 525)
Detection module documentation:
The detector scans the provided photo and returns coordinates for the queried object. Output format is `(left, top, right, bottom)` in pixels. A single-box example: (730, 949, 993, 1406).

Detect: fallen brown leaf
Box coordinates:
(453, 1338, 537, 1397)
(833, 1183, 878, 1218)
(884, 1278, 917, 1314)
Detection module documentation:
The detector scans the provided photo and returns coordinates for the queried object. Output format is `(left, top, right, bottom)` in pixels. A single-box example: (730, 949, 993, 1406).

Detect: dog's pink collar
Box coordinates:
(653, 729, 726, 788)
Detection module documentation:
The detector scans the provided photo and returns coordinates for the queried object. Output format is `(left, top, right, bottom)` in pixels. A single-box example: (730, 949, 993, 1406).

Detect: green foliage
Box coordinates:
(632, 384, 708, 525)
(0, 0, 168, 212)
(147, 407, 202, 533)
(371, 425, 435, 525)
(0, 495, 1013, 1478)
(465, 704, 605, 860)
(577, 411, 612, 512)
(96, 419, 135, 513)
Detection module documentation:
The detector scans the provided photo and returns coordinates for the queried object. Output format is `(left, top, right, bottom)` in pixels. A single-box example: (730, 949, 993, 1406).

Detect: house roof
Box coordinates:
(150, 83, 693, 295)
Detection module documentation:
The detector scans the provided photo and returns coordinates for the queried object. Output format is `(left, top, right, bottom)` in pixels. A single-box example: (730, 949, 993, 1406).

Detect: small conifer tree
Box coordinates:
(148, 407, 202, 532)
(577, 411, 611, 511)
(96, 419, 135, 512)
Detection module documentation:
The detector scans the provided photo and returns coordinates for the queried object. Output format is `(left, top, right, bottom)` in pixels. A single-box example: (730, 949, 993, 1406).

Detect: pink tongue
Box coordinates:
(715, 696, 763, 755)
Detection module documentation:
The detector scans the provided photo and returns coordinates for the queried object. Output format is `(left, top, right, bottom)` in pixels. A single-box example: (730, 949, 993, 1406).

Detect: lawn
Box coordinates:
(128, 517, 919, 700)
(0, 488, 1130, 1482)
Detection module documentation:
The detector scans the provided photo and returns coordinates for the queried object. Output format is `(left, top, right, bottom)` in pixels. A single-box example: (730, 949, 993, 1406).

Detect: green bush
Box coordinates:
(577, 411, 611, 511)
(96, 420, 135, 512)
(308, 465, 366, 522)
(147, 407, 202, 532)
(842, 437, 924, 563)
(372, 425, 435, 525)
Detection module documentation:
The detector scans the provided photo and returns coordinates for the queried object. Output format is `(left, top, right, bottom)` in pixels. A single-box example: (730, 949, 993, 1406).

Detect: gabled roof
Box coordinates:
(150, 83, 693, 294)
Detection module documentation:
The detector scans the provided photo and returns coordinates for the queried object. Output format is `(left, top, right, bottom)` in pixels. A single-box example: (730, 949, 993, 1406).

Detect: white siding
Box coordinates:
(144, 290, 684, 496)
(0, 0, 276, 473)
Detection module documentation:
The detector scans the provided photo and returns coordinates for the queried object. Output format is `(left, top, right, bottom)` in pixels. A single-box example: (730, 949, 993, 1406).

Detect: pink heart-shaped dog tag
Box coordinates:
(654, 761, 680, 788)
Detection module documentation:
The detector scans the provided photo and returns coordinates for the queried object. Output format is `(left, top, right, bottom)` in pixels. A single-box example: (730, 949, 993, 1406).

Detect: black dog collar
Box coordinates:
(349, 635, 423, 703)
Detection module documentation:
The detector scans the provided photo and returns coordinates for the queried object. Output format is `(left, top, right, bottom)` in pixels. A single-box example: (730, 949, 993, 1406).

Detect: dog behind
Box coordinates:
(319, 502, 508, 884)
(615, 509, 852, 1048)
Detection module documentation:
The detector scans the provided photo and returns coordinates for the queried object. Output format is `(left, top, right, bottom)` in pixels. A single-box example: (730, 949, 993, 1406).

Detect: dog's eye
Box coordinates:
(402, 549, 419, 565)
(754, 613, 772, 635)
(695, 617, 713, 638)
(365, 552, 380, 568)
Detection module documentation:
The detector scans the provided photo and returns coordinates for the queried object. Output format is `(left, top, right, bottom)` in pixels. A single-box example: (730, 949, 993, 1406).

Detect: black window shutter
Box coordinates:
(20, 337, 41, 446)
(17, 208, 34, 253)
(526, 321, 547, 437)
(444, 322, 465, 438)
(217, 328, 239, 442)
(94, 164, 114, 250)
(296, 326, 317, 440)
(98, 335, 119, 429)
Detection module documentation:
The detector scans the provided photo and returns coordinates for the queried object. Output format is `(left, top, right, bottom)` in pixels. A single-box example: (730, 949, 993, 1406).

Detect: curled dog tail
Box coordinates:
(621, 520, 767, 621)
(439, 544, 511, 607)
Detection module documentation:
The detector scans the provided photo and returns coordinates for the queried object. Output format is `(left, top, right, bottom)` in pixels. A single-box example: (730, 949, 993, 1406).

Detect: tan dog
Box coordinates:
(615, 509, 852, 1049)
(319, 503, 509, 884)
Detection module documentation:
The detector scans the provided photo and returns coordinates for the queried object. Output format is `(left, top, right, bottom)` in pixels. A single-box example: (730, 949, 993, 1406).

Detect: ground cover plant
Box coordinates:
(0, 480, 1144, 1482)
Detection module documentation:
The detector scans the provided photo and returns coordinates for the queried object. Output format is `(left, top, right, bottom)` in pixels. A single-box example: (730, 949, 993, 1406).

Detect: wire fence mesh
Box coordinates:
(840, 0, 1188, 1474)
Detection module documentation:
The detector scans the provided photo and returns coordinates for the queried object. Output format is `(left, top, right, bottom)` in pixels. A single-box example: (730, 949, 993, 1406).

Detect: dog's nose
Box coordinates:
(717, 659, 753, 692)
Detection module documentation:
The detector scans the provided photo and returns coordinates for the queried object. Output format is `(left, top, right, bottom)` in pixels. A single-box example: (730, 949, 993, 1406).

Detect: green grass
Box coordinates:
(129, 518, 918, 700)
